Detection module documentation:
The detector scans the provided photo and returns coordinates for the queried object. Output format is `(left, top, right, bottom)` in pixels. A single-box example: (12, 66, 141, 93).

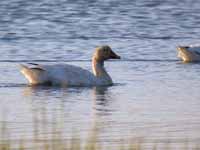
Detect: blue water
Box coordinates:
(1, 0, 200, 149)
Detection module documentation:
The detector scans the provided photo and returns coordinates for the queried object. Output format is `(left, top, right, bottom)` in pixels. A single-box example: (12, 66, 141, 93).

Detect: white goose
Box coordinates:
(20, 45, 120, 86)
(177, 45, 200, 62)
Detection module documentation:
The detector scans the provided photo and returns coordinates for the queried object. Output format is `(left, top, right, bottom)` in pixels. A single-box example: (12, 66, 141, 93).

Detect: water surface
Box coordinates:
(1, 0, 200, 149)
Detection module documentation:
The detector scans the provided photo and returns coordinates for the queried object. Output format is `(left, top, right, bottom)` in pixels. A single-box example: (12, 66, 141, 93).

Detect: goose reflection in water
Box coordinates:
(23, 85, 115, 116)
(21, 86, 116, 146)
(92, 86, 115, 116)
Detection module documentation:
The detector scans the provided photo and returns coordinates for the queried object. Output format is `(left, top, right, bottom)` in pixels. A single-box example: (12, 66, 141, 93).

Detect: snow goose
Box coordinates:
(177, 45, 200, 62)
(20, 45, 120, 86)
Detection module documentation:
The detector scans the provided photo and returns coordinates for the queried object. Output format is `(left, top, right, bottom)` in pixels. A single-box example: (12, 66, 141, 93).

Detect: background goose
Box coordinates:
(20, 45, 120, 86)
(177, 45, 200, 62)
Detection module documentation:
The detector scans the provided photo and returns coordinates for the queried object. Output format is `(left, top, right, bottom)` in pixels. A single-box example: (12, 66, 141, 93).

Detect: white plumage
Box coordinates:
(20, 45, 120, 86)
(177, 45, 200, 62)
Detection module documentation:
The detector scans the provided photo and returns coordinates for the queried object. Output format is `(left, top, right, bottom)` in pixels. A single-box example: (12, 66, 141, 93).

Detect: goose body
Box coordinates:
(177, 45, 200, 62)
(20, 45, 120, 86)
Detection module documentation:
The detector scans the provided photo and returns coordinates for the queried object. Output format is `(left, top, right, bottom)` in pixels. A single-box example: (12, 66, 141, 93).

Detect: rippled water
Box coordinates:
(1, 0, 200, 149)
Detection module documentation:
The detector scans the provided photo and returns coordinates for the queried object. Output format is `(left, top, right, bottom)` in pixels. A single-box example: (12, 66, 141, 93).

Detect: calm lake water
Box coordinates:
(1, 0, 200, 149)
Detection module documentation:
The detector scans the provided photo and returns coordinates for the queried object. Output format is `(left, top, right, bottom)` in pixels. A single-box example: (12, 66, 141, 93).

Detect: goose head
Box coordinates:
(93, 45, 120, 62)
(92, 45, 120, 78)
(177, 46, 190, 52)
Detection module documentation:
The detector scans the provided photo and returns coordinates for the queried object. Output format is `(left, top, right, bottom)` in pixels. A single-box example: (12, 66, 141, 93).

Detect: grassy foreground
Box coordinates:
(0, 121, 199, 150)
(0, 110, 199, 150)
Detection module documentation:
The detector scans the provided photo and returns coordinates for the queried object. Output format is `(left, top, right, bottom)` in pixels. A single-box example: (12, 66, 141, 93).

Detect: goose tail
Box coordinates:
(20, 64, 47, 85)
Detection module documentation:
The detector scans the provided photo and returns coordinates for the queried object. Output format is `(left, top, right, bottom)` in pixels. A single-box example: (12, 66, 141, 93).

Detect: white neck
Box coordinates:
(92, 57, 106, 76)
(92, 52, 112, 85)
(92, 57, 112, 82)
